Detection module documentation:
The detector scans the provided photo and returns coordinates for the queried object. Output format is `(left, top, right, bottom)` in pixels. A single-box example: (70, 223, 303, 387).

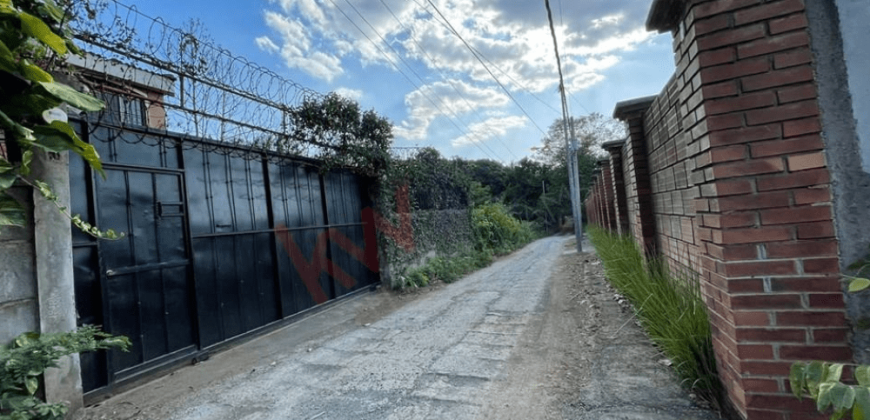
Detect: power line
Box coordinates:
(425, 0, 548, 137)
(341, 0, 506, 161)
(376, 0, 520, 161)
(326, 0, 502, 161)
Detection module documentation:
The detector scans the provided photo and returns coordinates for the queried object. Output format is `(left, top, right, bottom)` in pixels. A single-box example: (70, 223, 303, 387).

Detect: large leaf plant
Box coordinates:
(0, 0, 118, 238)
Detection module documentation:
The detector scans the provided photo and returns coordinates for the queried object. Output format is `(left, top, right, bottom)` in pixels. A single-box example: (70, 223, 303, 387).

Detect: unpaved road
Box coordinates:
(77, 236, 717, 420)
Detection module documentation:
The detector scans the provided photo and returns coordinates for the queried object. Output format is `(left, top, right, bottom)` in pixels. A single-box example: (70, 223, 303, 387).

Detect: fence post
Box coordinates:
(31, 150, 83, 412)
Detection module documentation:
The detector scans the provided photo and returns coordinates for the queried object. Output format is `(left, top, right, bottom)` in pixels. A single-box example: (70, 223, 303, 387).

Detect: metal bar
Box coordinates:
(105, 260, 190, 278)
(177, 144, 204, 352)
(262, 158, 285, 318)
(190, 222, 367, 239)
(102, 162, 185, 174)
(73, 116, 328, 168)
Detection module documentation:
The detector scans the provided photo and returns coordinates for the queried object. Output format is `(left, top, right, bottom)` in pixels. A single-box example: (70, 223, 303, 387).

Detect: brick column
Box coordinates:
(603, 139, 630, 236)
(614, 97, 658, 253)
(599, 159, 617, 232)
(646, 1, 851, 418)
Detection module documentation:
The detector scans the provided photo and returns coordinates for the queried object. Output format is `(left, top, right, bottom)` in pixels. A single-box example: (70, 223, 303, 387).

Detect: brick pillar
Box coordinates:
(614, 97, 657, 253)
(599, 159, 617, 232)
(646, 0, 851, 418)
(603, 139, 630, 236)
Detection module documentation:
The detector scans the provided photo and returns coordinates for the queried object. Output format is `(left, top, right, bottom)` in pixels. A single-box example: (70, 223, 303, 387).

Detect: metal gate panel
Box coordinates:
(324, 171, 378, 296)
(184, 148, 280, 347)
(95, 165, 196, 375)
(73, 121, 380, 395)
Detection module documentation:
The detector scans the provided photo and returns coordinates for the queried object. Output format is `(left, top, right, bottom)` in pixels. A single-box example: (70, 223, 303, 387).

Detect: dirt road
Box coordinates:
(77, 236, 717, 420)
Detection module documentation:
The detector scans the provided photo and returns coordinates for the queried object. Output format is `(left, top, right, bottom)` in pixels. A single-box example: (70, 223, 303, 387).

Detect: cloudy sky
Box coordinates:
(121, 0, 676, 162)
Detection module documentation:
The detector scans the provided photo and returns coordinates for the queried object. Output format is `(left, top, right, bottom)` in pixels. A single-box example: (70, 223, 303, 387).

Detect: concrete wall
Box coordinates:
(0, 151, 83, 413)
(585, 0, 861, 418)
(834, 0, 870, 172)
(805, 0, 870, 365)
(0, 185, 38, 344)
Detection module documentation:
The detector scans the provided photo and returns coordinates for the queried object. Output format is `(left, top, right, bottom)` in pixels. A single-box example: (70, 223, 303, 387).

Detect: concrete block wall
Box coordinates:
(0, 185, 38, 344)
(584, 0, 862, 418)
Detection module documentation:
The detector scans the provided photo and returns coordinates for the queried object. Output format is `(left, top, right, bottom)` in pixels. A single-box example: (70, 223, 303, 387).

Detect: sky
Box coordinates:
(111, 0, 676, 163)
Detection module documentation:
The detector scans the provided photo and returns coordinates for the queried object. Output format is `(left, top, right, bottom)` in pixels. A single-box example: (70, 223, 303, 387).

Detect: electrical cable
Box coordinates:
(425, 0, 548, 137)
(376, 0, 520, 161)
(326, 0, 501, 161)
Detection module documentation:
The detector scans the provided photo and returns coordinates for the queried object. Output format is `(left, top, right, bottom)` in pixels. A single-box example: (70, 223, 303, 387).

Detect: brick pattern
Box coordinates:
(606, 145, 630, 235)
(585, 1, 852, 419)
(687, 1, 849, 418)
(619, 113, 658, 253)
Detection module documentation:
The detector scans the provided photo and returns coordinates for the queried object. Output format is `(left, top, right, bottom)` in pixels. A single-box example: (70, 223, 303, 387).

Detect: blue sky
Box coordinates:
(116, 0, 676, 162)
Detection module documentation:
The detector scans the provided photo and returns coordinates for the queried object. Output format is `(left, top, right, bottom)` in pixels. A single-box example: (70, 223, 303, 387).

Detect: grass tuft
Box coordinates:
(587, 226, 729, 414)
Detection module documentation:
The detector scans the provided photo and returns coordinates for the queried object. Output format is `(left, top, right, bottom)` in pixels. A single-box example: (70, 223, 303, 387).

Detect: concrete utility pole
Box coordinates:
(544, 0, 583, 252)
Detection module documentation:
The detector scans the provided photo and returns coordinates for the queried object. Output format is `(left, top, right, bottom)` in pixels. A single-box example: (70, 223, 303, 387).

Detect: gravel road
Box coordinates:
(76, 236, 718, 420)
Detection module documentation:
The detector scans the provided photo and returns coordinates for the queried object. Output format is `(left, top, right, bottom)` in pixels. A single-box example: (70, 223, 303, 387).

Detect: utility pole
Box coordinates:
(544, 0, 583, 252)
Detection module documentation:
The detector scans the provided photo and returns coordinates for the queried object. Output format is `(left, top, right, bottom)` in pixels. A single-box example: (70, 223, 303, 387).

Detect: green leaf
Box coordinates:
(23, 377, 37, 396)
(0, 173, 16, 189)
(851, 278, 870, 293)
(31, 121, 105, 178)
(34, 81, 104, 111)
(0, 157, 12, 173)
(0, 109, 36, 142)
(857, 366, 870, 387)
(38, 0, 66, 23)
(806, 361, 826, 398)
(831, 383, 857, 412)
(791, 363, 807, 400)
(0, 39, 18, 74)
(828, 364, 846, 383)
(819, 381, 836, 412)
(19, 60, 53, 83)
(0, 193, 26, 227)
(18, 12, 66, 55)
(853, 387, 870, 420)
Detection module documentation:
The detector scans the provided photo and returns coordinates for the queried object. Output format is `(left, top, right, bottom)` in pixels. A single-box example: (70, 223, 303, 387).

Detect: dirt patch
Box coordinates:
(353, 281, 447, 326)
(481, 240, 718, 420)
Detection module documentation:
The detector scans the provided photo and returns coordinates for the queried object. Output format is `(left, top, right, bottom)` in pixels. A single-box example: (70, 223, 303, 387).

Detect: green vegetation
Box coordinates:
(396, 198, 538, 289)
(0, 0, 121, 238)
(787, 250, 870, 419)
(472, 202, 536, 255)
(587, 226, 726, 412)
(789, 361, 870, 419)
(1, 326, 130, 420)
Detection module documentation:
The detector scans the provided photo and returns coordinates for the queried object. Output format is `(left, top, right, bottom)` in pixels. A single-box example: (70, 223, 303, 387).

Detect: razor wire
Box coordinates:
(65, 0, 412, 164)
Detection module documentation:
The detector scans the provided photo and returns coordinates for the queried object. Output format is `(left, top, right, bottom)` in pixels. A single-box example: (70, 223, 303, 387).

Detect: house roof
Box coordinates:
(65, 53, 175, 96)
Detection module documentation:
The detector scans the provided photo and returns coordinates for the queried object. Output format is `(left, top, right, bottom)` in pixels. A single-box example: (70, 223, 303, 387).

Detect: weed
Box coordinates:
(587, 226, 728, 414)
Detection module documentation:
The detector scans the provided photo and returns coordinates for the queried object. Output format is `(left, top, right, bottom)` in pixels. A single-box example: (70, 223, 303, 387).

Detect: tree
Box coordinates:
(534, 112, 625, 167)
(286, 92, 393, 177)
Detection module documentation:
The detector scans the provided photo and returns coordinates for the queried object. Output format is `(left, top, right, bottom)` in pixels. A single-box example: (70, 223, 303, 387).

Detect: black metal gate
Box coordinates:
(71, 121, 380, 395)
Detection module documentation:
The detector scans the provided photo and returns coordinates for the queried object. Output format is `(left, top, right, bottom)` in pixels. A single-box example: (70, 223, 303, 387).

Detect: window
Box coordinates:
(98, 91, 145, 127)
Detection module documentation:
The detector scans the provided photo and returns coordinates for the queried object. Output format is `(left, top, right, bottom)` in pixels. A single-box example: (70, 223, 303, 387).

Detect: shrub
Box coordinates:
(472, 203, 535, 254)
(1, 326, 130, 420)
(587, 226, 727, 413)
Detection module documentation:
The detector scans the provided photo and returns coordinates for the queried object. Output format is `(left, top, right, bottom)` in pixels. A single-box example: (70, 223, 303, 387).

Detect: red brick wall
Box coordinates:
(588, 1, 852, 418)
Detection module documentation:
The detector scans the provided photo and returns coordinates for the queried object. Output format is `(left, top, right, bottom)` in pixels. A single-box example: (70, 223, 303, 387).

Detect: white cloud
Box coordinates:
(451, 115, 527, 147)
(333, 87, 363, 101)
(261, 9, 344, 81)
(256, 0, 661, 156)
(255, 36, 280, 54)
(393, 80, 510, 142)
